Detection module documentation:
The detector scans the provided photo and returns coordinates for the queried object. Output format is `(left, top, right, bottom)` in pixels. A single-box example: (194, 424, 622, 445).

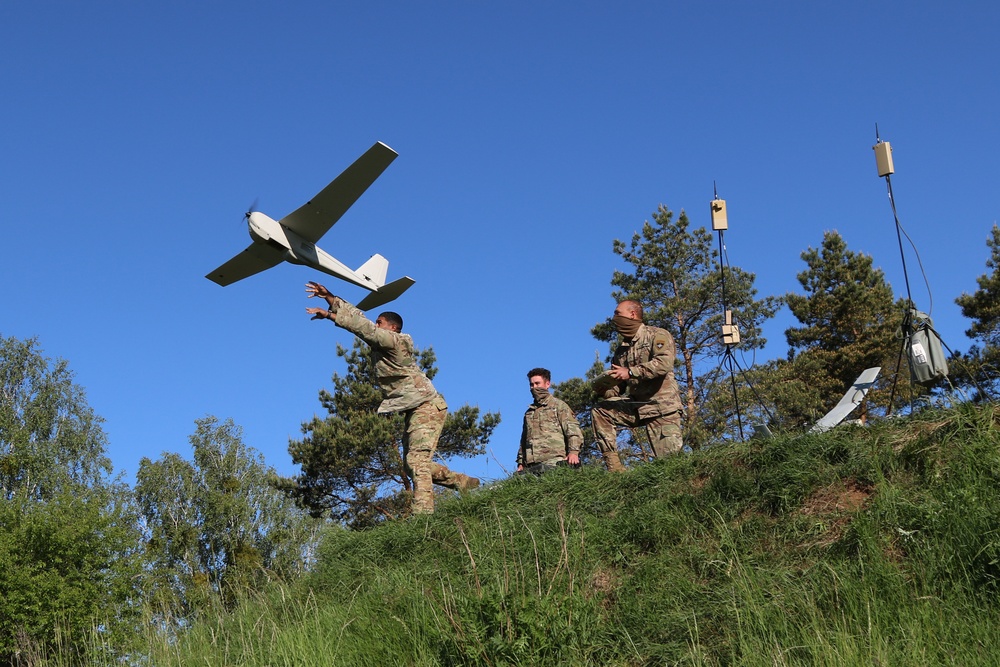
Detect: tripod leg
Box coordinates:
(730, 352, 776, 426)
(724, 350, 745, 440)
(887, 308, 917, 416)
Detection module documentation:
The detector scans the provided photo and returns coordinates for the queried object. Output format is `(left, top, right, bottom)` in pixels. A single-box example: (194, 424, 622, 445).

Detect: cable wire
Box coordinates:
(884, 174, 935, 314)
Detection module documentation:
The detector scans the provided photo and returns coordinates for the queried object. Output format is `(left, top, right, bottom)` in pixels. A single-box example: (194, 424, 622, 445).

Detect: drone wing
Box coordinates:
(205, 242, 287, 286)
(810, 367, 881, 434)
(279, 141, 398, 243)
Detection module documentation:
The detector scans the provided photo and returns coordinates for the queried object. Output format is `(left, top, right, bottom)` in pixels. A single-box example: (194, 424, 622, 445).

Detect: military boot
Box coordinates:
(431, 463, 479, 491)
(455, 473, 480, 491)
(603, 450, 626, 473)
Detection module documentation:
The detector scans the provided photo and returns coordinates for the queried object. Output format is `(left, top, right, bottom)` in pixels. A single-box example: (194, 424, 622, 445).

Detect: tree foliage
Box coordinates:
(760, 231, 910, 429)
(551, 355, 609, 464)
(279, 340, 500, 528)
(135, 417, 320, 620)
(953, 224, 1000, 396)
(0, 334, 142, 663)
(590, 205, 782, 448)
(956, 224, 1000, 349)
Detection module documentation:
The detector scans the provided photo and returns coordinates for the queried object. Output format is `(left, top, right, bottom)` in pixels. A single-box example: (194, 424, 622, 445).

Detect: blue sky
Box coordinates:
(3, 2, 998, 485)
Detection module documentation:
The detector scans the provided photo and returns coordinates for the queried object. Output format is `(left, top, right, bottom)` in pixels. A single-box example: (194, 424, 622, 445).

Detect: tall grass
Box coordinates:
(46, 403, 1000, 665)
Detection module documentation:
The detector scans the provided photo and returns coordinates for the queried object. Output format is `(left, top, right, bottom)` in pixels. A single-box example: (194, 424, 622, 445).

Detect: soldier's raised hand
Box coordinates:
(305, 281, 331, 299)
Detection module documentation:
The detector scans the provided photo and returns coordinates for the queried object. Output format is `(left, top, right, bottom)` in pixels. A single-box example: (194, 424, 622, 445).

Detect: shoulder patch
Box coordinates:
(653, 333, 669, 351)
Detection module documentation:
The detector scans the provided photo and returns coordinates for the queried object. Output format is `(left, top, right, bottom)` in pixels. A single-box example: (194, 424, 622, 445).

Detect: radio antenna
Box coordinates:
(711, 185, 773, 440)
(874, 127, 953, 411)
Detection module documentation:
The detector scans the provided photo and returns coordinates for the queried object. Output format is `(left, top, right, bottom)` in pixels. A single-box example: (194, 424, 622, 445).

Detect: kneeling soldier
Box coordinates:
(591, 299, 683, 471)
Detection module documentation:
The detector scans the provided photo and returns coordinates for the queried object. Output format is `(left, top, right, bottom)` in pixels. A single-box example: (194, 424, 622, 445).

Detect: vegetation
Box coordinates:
(591, 205, 781, 449)
(10, 201, 1000, 665)
(774, 230, 913, 424)
(135, 416, 321, 622)
(953, 223, 1000, 398)
(0, 335, 143, 664)
(955, 223, 1000, 353)
(551, 355, 609, 465)
(135, 403, 1000, 666)
(277, 340, 500, 528)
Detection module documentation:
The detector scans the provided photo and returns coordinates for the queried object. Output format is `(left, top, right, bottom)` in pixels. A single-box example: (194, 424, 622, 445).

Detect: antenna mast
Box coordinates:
(711, 186, 772, 440)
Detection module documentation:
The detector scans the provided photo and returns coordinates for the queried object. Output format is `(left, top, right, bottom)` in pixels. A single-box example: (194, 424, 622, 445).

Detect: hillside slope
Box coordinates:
(160, 404, 1000, 666)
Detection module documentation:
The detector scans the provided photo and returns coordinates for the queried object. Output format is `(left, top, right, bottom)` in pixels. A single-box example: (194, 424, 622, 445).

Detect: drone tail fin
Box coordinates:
(355, 253, 389, 288)
(357, 276, 415, 311)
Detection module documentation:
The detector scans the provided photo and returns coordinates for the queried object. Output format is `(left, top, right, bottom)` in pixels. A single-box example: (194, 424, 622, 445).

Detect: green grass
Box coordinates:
(84, 403, 1000, 664)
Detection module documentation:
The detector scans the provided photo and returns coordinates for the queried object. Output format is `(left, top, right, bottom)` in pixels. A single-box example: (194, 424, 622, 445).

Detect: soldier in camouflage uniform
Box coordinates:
(517, 368, 583, 475)
(305, 282, 479, 514)
(591, 300, 683, 472)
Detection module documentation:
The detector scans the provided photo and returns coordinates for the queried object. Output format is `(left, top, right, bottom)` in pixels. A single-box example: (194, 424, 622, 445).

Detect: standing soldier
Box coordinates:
(305, 281, 478, 514)
(517, 368, 583, 474)
(591, 300, 682, 471)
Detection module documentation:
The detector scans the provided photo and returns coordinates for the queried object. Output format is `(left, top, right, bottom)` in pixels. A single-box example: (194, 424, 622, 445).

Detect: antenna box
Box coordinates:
(722, 310, 740, 346)
(873, 141, 894, 177)
(711, 198, 728, 230)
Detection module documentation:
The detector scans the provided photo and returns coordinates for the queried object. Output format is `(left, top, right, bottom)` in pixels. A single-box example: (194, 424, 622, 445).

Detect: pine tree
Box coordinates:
(772, 230, 909, 427)
(279, 340, 499, 528)
(551, 355, 609, 463)
(952, 224, 1000, 397)
(591, 204, 781, 448)
(956, 225, 1000, 348)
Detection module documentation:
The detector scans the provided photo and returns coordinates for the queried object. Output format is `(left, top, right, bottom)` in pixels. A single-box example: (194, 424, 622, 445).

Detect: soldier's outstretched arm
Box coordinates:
(330, 299, 397, 350)
(305, 282, 341, 309)
(306, 306, 329, 320)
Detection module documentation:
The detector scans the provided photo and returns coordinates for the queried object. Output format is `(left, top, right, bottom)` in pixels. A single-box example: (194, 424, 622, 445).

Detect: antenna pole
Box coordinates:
(873, 126, 957, 412)
(886, 176, 915, 308)
(710, 186, 774, 440)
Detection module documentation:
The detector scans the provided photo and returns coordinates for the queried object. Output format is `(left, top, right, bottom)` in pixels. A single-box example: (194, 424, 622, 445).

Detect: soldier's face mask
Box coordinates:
(530, 386, 550, 402)
(612, 314, 641, 339)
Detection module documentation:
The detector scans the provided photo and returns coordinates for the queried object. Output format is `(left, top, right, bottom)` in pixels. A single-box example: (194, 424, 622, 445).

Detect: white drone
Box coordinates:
(206, 141, 413, 310)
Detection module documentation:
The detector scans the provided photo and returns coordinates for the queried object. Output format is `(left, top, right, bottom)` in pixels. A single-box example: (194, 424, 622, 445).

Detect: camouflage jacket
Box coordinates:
(517, 392, 583, 467)
(332, 300, 440, 414)
(595, 323, 682, 420)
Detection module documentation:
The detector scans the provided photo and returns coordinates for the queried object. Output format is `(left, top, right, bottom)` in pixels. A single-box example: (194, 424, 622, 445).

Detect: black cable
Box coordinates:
(716, 226, 743, 440)
(718, 227, 730, 319)
(884, 174, 935, 314)
(880, 141, 964, 412)
(713, 220, 778, 438)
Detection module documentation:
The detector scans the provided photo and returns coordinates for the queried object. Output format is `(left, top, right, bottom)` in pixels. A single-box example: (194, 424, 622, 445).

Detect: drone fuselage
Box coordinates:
(246, 212, 377, 291)
(206, 141, 414, 310)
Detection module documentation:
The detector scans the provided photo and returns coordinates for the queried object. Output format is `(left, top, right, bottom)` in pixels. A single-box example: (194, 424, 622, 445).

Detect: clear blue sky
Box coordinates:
(3, 2, 998, 484)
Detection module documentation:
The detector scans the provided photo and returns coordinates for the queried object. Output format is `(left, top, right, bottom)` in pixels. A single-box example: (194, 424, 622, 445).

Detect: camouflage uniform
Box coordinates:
(332, 300, 476, 514)
(517, 391, 583, 474)
(591, 323, 682, 471)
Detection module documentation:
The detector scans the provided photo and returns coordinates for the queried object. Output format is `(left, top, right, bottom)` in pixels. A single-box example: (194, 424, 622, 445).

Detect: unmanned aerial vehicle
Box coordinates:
(206, 141, 413, 310)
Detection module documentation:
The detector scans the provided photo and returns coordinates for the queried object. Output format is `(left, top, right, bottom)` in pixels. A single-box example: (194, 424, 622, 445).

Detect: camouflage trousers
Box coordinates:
(517, 459, 576, 476)
(404, 395, 478, 514)
(591, 401, 683, 472)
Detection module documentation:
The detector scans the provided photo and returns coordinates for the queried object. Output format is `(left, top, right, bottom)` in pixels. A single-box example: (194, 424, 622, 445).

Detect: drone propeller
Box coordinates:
(241, 198, 259, 225)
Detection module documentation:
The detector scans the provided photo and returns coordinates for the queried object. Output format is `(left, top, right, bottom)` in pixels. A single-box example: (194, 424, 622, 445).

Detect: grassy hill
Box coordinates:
(150, 403, 1000, 666)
